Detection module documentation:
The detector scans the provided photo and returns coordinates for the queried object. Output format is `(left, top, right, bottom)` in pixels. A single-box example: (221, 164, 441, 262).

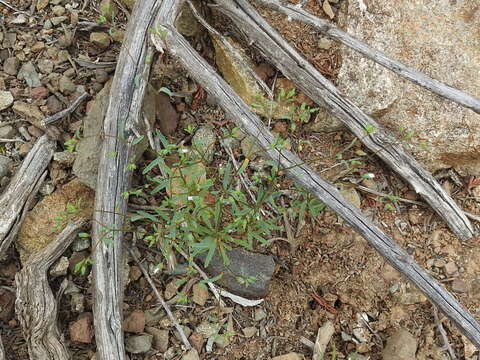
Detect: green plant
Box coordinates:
(64, 130, 82, 152)
(380, 192, 400, 211)
(130, 131, 282, 268)
(251, 87, 319, 131)
(53, 199, 83, 231)
(291, 184, 325, 225)
(74, 257, 92, 276)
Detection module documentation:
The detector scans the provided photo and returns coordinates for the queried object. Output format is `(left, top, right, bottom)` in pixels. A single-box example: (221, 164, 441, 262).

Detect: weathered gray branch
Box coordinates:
(152, 0, 480, 348)
(42, 92, 89, 126)
(0, 134, 55, 258)
(254, 0, 480, 115)
(15, 219, 88, 360)
(0, 334, 4, 360)
(91, 1, 161, 359)
(212, 0, 474, 241)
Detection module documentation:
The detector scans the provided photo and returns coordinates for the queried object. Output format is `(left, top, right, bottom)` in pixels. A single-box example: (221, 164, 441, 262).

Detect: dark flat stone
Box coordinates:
(197, 248, 275, 299)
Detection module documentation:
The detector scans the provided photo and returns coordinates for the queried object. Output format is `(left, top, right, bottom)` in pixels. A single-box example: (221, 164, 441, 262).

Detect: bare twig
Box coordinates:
(0, 138, 24, 143)
(0, 0, 30, 15)
(355, 184, 480, 224)
(174, 246, 225, 306)
(42, 92, 89, 126)
(126, 245, 192, 349)
(254, 0, 480, 114)
(433, 305, 457, 360)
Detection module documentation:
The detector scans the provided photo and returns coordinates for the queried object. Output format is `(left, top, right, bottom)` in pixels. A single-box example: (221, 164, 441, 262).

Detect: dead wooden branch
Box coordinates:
(254, 0, 480, 115)
(151, 1, 480, 348)
(15, 219, 88, 360)
(0, 134, 55, 258)
(0, 334, 4, 360)
(42, 92, 89, 126)
(90, 0, 161, 358)
(213, 0, 475, 241)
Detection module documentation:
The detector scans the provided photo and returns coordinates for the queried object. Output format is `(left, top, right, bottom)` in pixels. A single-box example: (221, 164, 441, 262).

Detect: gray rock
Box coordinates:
(192, 125, 216, 164)
(37, 59, 54, 74)
(144, 306, 166, 326)
(382, 328, 417, 360)
(72, 82, 111, 188)
(53, 151, 76, 166)
(0, 91, 14, 111)
(4, 57, 19, 76)
(72, 236, 90, 252)
(90, 32, 111, 49)
(181, 349, 200, 360)
(337, 1, 480, 175)
(0, 156, 13, 179)
(17, 62, 42, 88)
(196, 247, 275, 299)
(145, 327, 169, 352)
(125, 334, 153, 354)
(0, 125, 16, 139)
(50, 256, 69, 277)
(59, 76, 76, 94)
(51, 16, 68, 25)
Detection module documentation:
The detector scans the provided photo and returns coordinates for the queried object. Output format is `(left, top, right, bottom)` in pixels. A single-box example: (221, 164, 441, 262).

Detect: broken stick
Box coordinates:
(152, 1, 480, 348)
(0, 134, 55, 258)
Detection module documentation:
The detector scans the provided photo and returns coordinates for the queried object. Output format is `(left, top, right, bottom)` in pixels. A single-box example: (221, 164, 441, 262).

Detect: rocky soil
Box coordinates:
(0, 0, 479, 359)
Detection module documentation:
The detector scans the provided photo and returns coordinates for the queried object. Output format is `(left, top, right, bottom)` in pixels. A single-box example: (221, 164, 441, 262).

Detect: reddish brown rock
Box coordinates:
(123, 309, 145, 334)
(30, 87, 49, 100)
(69, 313, 94, 344)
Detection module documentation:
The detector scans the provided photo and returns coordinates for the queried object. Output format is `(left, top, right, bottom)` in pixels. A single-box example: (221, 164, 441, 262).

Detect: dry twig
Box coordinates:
(433, 305, 457, 360)
(126, 245, 192, 349)
(42, 92, 89, 126)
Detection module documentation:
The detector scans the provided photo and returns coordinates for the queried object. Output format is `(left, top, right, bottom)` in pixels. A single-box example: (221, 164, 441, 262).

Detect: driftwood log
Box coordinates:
(0, 134, 55, 257)
(152, 0, 480, 348)
(15, 219, 87, 360)
(213, 0, 474, 242)
(255, 0, 480, 115)
(90, 0, 162, 358)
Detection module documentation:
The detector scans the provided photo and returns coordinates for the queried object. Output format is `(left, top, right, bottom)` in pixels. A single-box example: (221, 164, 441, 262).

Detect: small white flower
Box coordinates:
(180, 148, 189, 153)
(364, 173, 375, 179)
(187, 196, 194, 201)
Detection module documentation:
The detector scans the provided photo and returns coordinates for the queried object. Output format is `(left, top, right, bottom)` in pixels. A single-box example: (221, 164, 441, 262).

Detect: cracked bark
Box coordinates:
(90, 0, 161, 358)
